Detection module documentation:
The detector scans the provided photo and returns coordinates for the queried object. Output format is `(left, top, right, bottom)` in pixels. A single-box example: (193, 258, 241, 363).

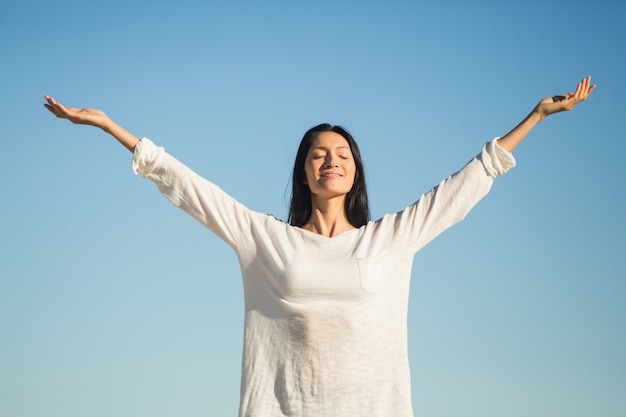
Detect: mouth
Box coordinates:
(320, 172, 342, 179)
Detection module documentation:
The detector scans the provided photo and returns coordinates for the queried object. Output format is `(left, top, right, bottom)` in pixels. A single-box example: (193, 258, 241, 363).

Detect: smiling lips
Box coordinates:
(320, 172, 342, 179)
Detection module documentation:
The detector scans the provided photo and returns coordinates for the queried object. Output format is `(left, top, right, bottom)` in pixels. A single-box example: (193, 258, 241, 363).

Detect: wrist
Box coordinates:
(530, 106, 546, 123)
(100, 117, 117, 134)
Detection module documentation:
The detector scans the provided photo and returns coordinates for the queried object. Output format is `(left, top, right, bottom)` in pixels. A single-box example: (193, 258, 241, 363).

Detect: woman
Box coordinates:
(44, 77, 595, 417)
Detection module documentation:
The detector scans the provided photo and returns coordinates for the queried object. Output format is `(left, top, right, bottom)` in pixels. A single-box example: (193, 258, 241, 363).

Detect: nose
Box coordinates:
(324, 154, 338, 168)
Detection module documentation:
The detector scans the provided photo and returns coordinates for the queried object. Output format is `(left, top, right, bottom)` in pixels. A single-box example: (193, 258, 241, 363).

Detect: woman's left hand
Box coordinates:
(535, 76, 596, 119)
(497, 76, 597, 152)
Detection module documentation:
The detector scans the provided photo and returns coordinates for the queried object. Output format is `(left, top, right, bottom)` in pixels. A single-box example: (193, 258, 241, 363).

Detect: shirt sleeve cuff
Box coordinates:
(482, 138, 516, 178)
(131, 137, 164, 177)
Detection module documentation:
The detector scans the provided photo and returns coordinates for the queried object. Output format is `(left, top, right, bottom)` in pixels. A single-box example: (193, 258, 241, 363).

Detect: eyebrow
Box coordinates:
(309, 145, 351, 151)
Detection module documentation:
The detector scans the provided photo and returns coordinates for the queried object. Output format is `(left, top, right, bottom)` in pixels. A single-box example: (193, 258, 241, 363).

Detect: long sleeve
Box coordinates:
(131, 138, 256, 248)
(390, 139, 516, 253)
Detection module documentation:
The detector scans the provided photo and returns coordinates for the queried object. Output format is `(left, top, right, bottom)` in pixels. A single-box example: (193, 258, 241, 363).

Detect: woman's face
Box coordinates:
(304, 131, 356, 200)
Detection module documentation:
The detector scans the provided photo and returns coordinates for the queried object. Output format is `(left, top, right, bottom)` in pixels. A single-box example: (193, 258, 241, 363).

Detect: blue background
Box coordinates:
(2, 1, 624, 416)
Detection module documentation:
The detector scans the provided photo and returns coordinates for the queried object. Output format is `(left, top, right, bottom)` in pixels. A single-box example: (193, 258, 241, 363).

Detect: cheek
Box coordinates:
(304, 159, 324, 183)
(347, 164, 357, 184)
(303, 163, 314, 185)
(348, 174, 357, 190)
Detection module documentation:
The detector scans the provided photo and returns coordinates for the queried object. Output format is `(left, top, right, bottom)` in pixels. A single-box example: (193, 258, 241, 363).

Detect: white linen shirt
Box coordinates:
(132, 138, 515, 417)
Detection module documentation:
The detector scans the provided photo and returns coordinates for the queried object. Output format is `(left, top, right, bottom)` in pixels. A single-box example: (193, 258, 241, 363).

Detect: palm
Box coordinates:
(536, 76, 596, 118)
(44, 96, 109, 128)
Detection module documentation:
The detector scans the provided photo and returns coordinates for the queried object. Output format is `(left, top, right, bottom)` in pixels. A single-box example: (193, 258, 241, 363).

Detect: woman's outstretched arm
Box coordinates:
(44, 95, 140, 152)
(497, 76, 596, 153)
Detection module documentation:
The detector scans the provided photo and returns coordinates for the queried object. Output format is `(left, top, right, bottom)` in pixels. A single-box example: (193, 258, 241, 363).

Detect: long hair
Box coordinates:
(288, 123, 370, 228)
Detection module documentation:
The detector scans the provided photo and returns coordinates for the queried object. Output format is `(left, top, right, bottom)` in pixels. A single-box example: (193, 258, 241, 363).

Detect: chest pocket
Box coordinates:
(356, 249, 392, 293)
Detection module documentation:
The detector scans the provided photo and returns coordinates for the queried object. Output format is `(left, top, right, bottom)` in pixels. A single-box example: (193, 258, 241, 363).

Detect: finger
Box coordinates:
(579, 76, 594, 100)
(584, 76, 595, 94)
(584, 76, 593, 93)
(44, 99, 60, 114)
(588, 83, 597, 96)
(45, 96, 73, 118)
(51, 100, 69, 115)
(45, 95, 59, 107)
(574, 80, 584, 101)
(581, 76, 590, 98)
(44, 103, 67, 118)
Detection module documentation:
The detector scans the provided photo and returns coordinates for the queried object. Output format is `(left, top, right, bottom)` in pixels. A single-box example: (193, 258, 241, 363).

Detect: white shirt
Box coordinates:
(132, 138, 515, 417)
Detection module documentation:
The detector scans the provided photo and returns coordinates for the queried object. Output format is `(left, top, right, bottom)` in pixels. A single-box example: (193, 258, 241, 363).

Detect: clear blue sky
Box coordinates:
(1, 1, 624, 416)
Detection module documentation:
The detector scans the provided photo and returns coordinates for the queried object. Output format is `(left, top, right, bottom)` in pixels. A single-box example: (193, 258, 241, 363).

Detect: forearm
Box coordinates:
(101, 118, 140, 153)
(43, 95, 140, 153)
(497, 109, 544, 153)
(497, 76, 596, 153)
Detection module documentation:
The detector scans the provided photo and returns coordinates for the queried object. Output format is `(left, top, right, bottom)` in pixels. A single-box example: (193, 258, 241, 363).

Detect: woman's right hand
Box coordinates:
(44, 95, 111, 130)
(44, 95, 140, 152)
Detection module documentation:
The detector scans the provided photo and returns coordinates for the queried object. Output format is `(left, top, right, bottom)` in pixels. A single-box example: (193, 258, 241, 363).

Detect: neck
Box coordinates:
(302, 195, 355, 237)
